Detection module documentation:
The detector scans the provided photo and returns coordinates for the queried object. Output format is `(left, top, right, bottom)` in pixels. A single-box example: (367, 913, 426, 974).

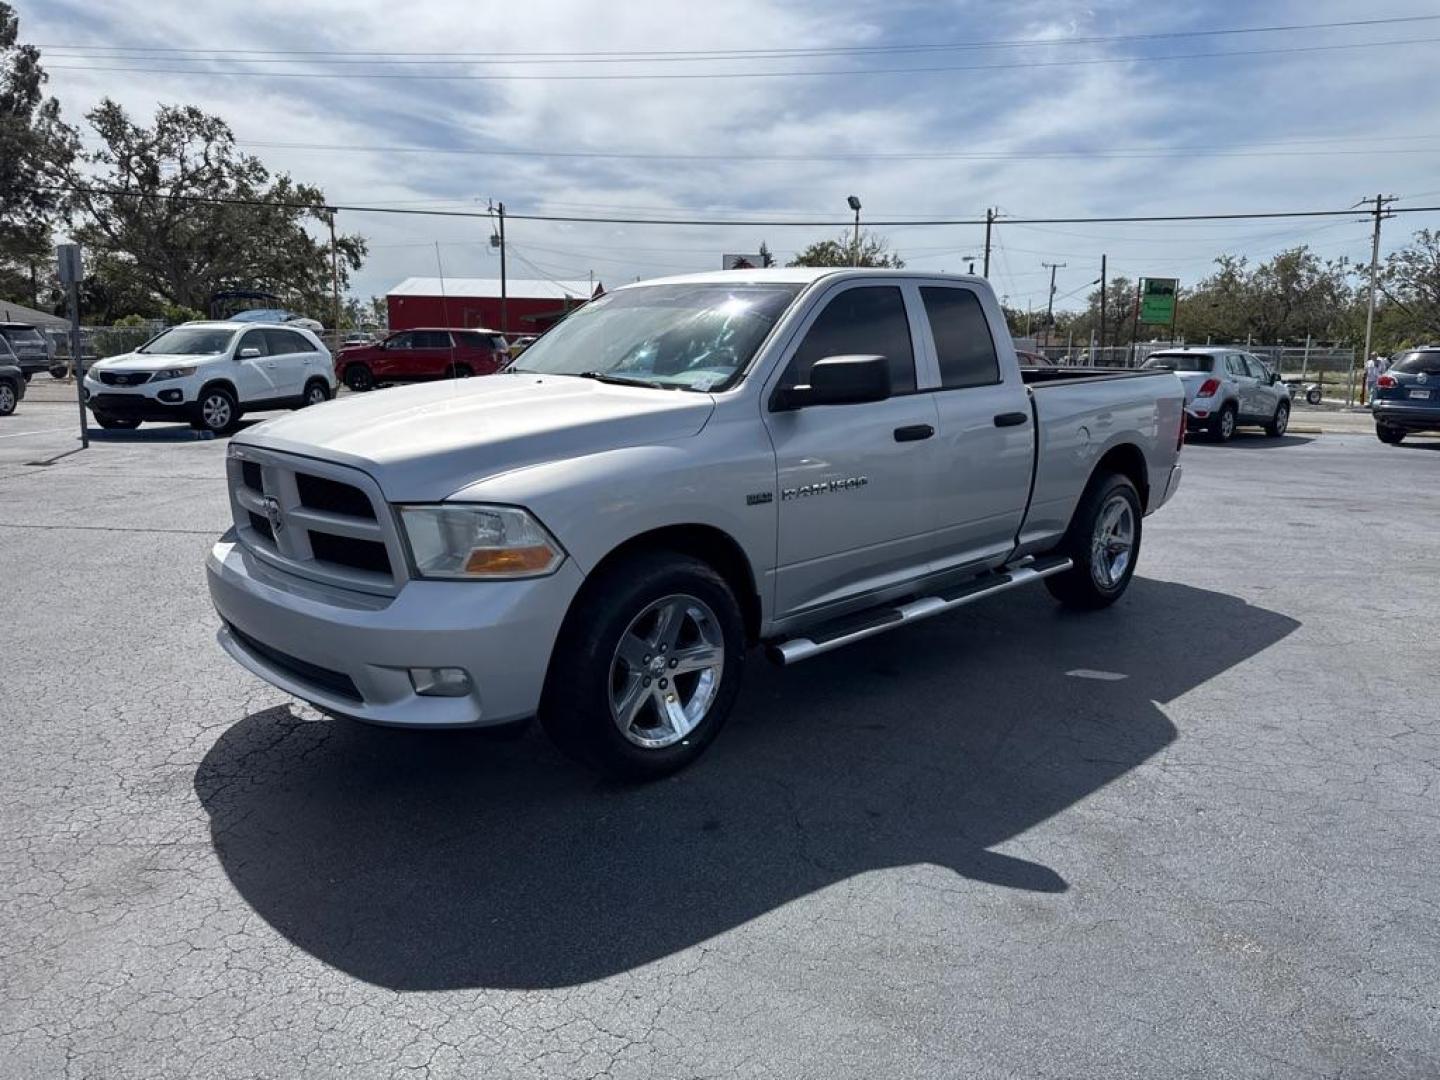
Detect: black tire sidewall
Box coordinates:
(0, 384, 15, 415)
(1213, 404, 1237, 441)
(304, 379, 330, 405)
(1047, 473, 1142, 609)
(1270, 402, 1289, 436)
(344, 365, 373, 391)
(541, 554, 746, 780)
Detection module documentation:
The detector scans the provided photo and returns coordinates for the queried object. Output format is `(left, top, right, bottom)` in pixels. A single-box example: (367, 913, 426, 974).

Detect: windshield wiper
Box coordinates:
(574, 371, 675, 390)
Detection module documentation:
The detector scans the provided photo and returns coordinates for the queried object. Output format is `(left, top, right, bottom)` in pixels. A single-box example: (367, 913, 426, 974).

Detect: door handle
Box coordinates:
(893, 424, 935, 442)
(993, 411, 1029, 427)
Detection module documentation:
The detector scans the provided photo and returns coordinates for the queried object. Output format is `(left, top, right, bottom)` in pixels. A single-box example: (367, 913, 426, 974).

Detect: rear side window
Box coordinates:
(783, 286, 916, 394)
(1225, 355, 1248, 377)
(415, 331, 452, 349)
(920, 287, 1000, 389)
(458, 332, 498, 351)
(264, 329, 316, 355)
(490, 335, 509, 350)
(1, 326, 44, 346)
(1391, 351, 1440, 375)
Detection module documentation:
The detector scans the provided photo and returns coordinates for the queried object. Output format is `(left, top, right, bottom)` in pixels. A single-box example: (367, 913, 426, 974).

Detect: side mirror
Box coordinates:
(1271, 372, 1282, 385)
(779, 354, 891, 409)
(237, 346, 261, 359)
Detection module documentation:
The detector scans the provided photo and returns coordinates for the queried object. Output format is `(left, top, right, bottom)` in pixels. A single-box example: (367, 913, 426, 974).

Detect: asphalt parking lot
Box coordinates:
(1, 399, 1437, 1079)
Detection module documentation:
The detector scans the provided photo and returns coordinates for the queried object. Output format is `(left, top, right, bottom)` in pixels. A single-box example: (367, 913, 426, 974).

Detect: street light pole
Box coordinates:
(847, 195, 862, 267)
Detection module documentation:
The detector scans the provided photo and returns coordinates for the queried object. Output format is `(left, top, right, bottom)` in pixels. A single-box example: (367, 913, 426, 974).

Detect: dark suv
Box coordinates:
(0, 322, 52, 380)
(334, 328, 509, 391)
(1373, 348, 1440, 444)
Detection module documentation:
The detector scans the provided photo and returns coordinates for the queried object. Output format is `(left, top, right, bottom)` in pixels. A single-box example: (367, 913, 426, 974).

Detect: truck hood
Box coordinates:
(236, 373, 716, 500)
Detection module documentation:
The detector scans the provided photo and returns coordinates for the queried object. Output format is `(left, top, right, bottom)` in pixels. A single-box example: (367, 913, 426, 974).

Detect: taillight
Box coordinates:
(1377, 374, 1398, 389)
(1197, 378, 1221, 397)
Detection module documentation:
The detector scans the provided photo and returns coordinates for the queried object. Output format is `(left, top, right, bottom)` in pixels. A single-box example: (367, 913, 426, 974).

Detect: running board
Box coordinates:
(766, 556, 1073, 666)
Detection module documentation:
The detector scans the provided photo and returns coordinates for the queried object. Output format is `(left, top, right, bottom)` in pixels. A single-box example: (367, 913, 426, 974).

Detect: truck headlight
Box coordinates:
(150, 366, 198, 382)
(398, 504, 564, 579)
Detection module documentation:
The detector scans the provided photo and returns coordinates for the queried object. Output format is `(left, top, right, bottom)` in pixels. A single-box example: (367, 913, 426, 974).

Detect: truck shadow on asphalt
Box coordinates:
(194, 577, 1298, 991)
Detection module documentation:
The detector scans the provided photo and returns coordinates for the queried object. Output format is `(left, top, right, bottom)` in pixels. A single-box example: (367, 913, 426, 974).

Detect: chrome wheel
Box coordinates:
(201, 393, 232, 430)
(1090, 494, 1135, 590)
(609, 593, 725, 749)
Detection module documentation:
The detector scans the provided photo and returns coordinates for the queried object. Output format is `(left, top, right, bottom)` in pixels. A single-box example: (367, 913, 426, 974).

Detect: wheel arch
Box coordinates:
(1088, 442, 1150, 513)
(197, 377, 239, 403)
(576, 523, 763, 645)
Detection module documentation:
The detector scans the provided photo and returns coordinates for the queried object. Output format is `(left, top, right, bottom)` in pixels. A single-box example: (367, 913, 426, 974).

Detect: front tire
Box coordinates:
(191, 386, 239, 434)
(1045, 473, 1142, 610)
(1265, 401, 1290, 437)
(1376, 424, 1405, 445)
(0, 383, 16, 416)
(540, 552, 746, 780)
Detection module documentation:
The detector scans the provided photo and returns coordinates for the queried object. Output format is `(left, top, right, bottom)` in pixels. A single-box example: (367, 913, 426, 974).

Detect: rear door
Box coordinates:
(763, 282, 942, 620)
(262, 329, 311, 398)
(917, 283, 1034, 569)
(1224, 353, 1258, 417)
(415, 330, 455, 377)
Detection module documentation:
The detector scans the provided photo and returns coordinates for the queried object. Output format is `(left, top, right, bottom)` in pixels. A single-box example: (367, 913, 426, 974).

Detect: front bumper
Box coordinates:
(86, 390, 195, 422)
(207, 534, 584, 727)
(1372, 401, 1440, 432)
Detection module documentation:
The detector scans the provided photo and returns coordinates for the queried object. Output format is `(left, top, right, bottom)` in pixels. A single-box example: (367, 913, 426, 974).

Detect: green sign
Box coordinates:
(1139, 278, 1178, 324)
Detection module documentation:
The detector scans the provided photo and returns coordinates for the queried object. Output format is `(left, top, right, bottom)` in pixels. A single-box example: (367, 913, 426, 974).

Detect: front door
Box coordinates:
(232, 329, 278, 401)
(763, 283, 941, 620)
(374, 332, 412, 380)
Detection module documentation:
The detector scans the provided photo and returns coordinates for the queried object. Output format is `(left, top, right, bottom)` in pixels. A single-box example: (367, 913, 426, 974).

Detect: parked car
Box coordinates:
(335, 328, 510, 391)
(0, 322, 53, 381)
(509, 334, 540, 356)
(0, 356, 26, 416)
(1372, 347, 1440, 444)
(342, 332, 376, 347)
(208, 268, 1185, 779)
(1140, 348, 1290, 440)
(83, 322, 335, 434)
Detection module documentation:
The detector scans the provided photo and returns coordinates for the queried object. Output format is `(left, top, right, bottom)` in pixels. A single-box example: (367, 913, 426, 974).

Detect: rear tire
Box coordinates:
(299, 378, 331, 408)
(1376, 424, 1405, 445)
(540, 552, 745, 781)
(1044, 473, 1142, 610)
(343, 364, 375, 392)
(1305, 387, 1322, 405)
(1209, 403, 1237, 442)
(95, 414, 140, 430)
(448, 363, 473, 379)
(1265, 401, 1290, 437)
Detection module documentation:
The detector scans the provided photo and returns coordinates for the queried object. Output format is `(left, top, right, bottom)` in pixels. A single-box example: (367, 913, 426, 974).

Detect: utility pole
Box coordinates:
(847, 195, 862, 267)
(1098, 254, 1107, 360)
(982, 208, 994, 278)
(327, 211, 341, 338)
(488, 200, 509, 336)
(1357, 192, 1396, 407)
(1042, 261, 1065, 346)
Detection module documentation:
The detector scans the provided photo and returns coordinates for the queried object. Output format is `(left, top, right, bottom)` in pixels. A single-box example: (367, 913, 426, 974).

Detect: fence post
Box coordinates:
(1301, 335, 1310, 384)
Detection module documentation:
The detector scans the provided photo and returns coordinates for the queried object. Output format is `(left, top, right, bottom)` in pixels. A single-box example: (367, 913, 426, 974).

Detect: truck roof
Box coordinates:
(623, 268, 991, 290)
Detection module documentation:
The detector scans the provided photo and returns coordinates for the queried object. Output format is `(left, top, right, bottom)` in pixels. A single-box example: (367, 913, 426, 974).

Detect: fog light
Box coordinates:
(159, 388, 182, 403)
(409, 667, 472, 697)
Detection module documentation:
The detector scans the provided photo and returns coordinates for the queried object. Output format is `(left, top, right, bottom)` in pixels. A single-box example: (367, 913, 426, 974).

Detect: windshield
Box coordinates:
(510, 283, 802, 391)
(1391, 351, 1440, 376)
(138, 327, 237, 356)
(1142, 353, 1213, 373)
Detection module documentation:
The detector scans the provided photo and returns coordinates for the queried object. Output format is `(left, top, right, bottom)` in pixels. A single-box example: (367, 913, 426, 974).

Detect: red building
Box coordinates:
(386, 277, 602, 337)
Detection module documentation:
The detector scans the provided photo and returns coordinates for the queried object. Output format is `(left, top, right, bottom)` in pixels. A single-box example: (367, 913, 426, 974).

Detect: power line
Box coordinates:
(35, 15, 1440, 61)
(32, 183, 1440, 228)
(42, 35, 1440, 82)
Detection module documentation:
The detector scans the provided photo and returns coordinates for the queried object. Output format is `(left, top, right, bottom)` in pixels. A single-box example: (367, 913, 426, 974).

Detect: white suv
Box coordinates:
(84, 322, 335, 434)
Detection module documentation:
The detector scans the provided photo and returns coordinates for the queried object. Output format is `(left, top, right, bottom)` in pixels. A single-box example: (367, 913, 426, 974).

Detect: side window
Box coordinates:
(491, 335, 509, 351)
(238, 330, 269, 357)
(419, 331, 453, 349)
(782, 286, 915, 394)
(263, 329, 301, 355)
(920, 287, 1000, 389)
(1244, 356, 1269, 380)
(387, 332, 413, 350)
(1222, 355, 1242, 377)
(286, 330, 316, 353)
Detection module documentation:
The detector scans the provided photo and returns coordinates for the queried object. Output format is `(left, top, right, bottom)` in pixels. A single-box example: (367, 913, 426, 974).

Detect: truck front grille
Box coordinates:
(226, 447, 406, 596)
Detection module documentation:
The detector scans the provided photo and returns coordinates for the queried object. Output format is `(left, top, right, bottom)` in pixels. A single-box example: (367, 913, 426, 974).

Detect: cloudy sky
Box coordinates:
(21, 0, 1440, 312)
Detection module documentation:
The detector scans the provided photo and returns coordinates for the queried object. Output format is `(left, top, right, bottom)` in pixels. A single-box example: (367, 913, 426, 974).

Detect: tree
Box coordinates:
(1376, 229, 1440, 346)
(1173, 248, 1354, 344)
(59, 100, 366, 321)
(0, 3, 78, 304)
(758, 240, 774, 268)
(788, 230, 904, 268)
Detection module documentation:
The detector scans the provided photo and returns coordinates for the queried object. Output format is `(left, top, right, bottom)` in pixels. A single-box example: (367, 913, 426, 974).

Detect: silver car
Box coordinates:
(1141, 349, 1290, 441)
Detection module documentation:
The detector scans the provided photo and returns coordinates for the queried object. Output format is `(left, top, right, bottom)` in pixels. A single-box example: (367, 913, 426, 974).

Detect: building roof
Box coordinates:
(0, 299, 70, 328)
(388, 277, 599, 301)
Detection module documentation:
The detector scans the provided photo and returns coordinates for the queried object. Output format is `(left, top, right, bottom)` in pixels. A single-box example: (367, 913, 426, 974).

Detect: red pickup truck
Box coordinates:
(336, 328, 510, 391)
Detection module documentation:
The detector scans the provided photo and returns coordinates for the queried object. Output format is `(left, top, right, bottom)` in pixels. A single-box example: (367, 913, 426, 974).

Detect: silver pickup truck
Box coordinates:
(208, 269, 1184, 778)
